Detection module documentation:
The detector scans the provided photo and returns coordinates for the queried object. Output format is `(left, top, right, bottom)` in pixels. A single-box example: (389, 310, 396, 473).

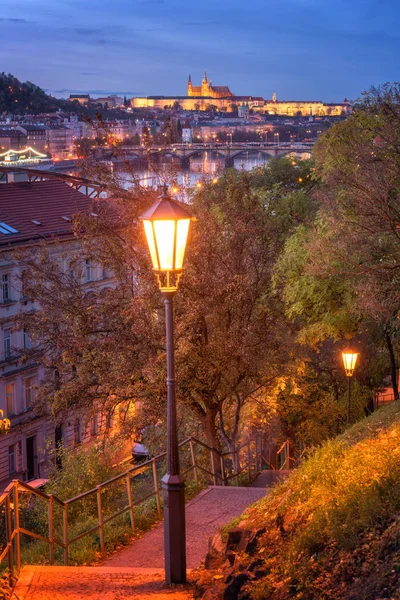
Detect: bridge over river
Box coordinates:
(92, 141, 314, 168)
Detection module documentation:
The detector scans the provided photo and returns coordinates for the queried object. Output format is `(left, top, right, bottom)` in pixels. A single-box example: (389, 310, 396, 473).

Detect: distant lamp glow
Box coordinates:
(342, 348, 359, 425)
(342, 350, 358, 377)
(139, 185, 195, 291)
(196, 182, 202, 188)
(212, 177, 218, 184)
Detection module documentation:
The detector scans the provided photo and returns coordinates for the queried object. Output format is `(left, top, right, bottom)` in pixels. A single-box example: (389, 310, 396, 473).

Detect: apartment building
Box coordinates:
(0, 178, 115, 489)
(46, 125, 74, 159)
(17, 124, 49, 154)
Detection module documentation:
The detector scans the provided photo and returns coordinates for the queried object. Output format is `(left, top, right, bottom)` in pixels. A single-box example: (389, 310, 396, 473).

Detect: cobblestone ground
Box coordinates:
(12, 567, 194, 600)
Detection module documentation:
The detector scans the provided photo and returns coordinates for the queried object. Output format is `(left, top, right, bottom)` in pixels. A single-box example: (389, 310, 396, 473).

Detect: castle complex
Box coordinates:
(187, 72, 233, 99)
(132, 72, 351, 117)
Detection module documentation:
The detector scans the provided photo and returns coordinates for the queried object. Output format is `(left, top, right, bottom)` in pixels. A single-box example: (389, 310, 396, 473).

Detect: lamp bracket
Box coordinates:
(155, 270, 182, 292)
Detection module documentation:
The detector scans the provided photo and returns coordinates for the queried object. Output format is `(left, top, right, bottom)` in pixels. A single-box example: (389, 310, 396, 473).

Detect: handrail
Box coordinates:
(0, 433, 264, 579)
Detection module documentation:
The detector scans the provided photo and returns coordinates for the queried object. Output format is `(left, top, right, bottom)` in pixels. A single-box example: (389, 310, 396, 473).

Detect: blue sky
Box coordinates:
(1, 0, 399, 102)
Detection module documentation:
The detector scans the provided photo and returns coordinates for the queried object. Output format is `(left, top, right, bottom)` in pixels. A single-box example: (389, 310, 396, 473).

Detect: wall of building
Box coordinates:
(0, 238, 118, 490)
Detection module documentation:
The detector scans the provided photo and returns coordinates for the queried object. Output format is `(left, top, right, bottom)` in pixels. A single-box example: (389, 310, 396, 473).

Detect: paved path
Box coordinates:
(103, 486, 267, 569)
(12, 566, 193, 600)
(12, 474, 280, 599)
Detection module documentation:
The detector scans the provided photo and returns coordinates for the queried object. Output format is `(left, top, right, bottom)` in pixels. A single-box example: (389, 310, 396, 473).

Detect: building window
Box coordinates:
(6, 383, 16, 416)
(90, 415, 98, 437)
(106, 411, 114, 430)
(74, 418, 81, 445)
(85, 259, 93, 282)
(8, 445, 16, 474)
(4, 330, 11, 358)
(2, 273, 10, 302)
(23, 329, 31, 350)
(24, 377, 37, 410)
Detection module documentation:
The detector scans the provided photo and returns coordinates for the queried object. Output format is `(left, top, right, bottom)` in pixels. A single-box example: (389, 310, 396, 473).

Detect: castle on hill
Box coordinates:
(131, 72, 351, 117)
(187, 72, 233, 99)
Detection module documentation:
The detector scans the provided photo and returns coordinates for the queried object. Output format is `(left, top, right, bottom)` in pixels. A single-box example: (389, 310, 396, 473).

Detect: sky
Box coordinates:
(1, 0, 399, 102)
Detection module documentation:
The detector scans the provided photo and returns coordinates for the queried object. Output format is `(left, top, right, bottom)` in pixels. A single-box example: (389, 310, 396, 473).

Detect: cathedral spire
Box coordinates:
(202, 70, 208, 84)
(188, 74, 191, 83)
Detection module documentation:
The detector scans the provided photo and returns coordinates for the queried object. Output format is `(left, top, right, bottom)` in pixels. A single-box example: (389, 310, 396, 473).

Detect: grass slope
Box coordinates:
(204, 402, 400, 599)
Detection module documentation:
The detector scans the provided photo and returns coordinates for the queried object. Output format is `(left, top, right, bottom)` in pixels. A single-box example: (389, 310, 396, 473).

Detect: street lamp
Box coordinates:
(139, 186, 196, 585)
(342, 349, 359, 425)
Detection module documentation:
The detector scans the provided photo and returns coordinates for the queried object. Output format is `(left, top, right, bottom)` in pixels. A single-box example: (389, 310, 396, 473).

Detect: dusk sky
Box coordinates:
(1, 0, 399, 102)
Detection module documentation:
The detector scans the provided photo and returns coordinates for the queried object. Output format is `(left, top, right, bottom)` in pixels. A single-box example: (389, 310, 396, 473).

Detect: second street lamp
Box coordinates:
(342, 349, 359, 425)
(139, 186, 196, 585)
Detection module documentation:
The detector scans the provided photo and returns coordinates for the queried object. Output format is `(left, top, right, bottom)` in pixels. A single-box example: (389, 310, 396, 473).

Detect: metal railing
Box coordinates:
(0, 434, 263, 577)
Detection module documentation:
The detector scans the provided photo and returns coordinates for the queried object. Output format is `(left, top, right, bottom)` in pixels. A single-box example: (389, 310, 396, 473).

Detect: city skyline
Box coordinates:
(1, 0, 399, 102)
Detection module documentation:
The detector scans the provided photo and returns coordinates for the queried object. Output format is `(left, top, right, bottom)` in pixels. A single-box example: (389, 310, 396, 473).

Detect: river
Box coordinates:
(57, 149, 311, 190)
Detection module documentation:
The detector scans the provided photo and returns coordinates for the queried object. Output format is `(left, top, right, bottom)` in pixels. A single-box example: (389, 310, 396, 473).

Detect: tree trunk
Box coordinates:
(200, 407, 222, 483)
(385, 329, 399, 401)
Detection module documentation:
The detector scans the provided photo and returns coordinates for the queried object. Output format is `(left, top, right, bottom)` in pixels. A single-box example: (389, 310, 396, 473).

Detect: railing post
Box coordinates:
(96, 486, 105, 553)
(247, 443, 251, 483)
(152, 460, 162, 517)
(5, 494, 14, 580)
(125, 474, 135, 531)
(48, 495, 55, 565)
(189, 439, 199, 485)
(63, 504, 68, 565)
(210, 449, 217, 486)
(13, 482, 21, 572)
(220, 456, 226, 486)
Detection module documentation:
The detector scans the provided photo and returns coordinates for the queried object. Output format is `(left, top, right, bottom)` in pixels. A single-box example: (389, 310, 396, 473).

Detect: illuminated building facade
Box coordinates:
(187, 72, 233, 98)
(132, 74, 352, 116)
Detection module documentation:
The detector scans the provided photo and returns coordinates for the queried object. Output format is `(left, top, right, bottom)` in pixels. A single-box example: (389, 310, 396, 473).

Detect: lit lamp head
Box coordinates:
(139, 185, 196, 292)
(342, 349, 359, 377)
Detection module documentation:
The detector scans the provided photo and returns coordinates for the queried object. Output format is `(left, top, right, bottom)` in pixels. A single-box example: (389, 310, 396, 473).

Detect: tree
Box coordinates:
(272, 85, 400, 417)
(18, 158, 324, 456)
(161, 167, 314, 453)
(309, 84, 400, 399)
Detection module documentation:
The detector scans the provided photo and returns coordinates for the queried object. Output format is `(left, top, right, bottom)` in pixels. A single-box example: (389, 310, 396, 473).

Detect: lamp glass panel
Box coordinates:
(342, 352, 358, 374)
(153, 220, 175, 270)
(143, 220, 159, 269)
(175, 219, 190, 269)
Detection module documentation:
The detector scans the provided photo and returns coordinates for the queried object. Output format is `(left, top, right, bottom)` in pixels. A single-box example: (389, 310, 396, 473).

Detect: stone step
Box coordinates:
(251, 469, 290, 488)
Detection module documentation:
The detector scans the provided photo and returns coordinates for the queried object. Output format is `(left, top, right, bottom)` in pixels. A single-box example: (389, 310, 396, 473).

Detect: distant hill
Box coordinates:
(0, 72, 77, 114)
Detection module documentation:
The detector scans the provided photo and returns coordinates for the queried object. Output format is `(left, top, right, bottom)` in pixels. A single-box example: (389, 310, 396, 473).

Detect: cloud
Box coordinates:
(182, 21, 222, 26)
(0, 17, 36, 24)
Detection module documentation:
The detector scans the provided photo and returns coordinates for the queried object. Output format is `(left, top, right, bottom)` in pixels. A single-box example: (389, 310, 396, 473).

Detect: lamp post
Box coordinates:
(342, 350, 359, 425)
(139, 186, 195, 585)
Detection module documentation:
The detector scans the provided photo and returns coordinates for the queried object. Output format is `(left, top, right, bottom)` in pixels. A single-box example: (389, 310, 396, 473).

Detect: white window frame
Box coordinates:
(90, 414, 98, 437)
(6, 383, 16, 416)
(85, 259, 93, 282)
(74, 418, 81, 445)
(23, 328, 31, 350)
(24, 376, 37, 410)
(3, 329, 11, 358)
(1, 273, 10, 303)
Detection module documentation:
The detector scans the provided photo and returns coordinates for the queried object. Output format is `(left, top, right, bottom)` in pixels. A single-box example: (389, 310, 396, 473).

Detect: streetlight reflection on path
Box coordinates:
(139, 186, 196, 584)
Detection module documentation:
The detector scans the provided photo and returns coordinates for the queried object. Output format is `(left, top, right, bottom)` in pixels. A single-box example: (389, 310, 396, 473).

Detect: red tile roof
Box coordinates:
(0, 180, 91, 247)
